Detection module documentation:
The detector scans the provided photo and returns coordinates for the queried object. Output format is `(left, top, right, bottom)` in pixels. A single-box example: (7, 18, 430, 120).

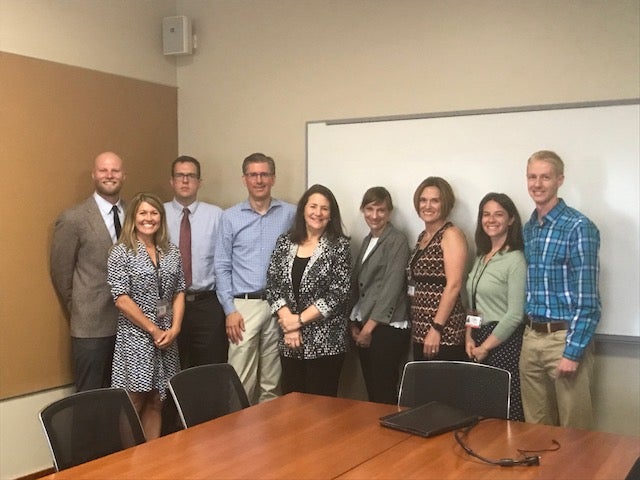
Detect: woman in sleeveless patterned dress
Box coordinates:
(407, 177, 468, 361)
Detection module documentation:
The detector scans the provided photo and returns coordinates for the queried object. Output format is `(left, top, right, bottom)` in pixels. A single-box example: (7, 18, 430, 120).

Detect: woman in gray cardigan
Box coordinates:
(350, 187, 411, 404)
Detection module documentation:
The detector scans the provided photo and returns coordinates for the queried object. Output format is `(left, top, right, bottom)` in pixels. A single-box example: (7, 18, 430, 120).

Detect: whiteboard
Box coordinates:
(307, 101, 640, 338)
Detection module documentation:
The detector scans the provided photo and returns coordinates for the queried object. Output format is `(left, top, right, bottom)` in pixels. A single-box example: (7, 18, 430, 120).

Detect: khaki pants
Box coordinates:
(519, 326, 594, 429)
(227, 299, 281, 404)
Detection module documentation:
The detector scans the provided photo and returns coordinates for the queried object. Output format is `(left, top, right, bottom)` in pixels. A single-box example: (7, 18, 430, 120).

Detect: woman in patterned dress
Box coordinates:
(407, 177, 468, 361)
(266, 184, 351, 397)
(465, 193, 526, 421)
(107, 192, 185, 439)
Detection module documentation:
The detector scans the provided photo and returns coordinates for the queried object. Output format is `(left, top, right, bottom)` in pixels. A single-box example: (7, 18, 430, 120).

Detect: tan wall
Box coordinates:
(0, 0, 178, 86)
(176, 0, 639, 206)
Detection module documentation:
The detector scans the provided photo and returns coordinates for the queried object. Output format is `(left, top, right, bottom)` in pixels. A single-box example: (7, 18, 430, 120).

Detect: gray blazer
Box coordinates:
(351, 223, 410, 325)
(50, 196, 118, 338)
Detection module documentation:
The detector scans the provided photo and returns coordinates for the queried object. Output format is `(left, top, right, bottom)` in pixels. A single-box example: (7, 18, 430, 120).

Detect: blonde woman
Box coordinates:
(107, 192, 185, 439)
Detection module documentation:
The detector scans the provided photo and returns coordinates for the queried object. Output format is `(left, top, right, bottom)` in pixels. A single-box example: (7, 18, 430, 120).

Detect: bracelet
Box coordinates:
(431, 322, 444, 334)
(298, 314, 304, 326)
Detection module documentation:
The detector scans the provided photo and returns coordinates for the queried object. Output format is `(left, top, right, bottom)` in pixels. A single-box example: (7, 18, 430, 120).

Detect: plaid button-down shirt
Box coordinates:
(524, 199, 601, 360)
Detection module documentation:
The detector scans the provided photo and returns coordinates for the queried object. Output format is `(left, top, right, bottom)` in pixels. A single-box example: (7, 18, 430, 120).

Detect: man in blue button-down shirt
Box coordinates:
(215, 153, 295, 403)
(520, 150, 600, 429)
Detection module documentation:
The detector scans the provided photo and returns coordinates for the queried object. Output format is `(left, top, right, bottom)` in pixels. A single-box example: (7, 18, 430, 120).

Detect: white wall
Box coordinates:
(1, 0, 639, 478)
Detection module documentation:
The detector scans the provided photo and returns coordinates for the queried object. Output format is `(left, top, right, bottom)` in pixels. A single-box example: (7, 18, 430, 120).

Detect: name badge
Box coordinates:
(465, 314, 482, 328)
(156, 298, 169, 319)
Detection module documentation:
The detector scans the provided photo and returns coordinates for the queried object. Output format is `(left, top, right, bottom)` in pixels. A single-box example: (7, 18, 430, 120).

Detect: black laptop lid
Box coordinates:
(379, 401, 479, 438)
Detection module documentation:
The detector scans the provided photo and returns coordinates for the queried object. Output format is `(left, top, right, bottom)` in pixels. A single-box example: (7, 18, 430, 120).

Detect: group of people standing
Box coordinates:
(50, 148, 600, 440)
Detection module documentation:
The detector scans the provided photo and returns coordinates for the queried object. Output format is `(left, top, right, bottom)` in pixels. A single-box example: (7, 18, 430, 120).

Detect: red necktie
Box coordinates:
(180, 207, 192, 288)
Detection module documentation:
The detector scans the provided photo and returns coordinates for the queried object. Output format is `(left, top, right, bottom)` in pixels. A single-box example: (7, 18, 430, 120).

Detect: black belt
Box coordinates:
(185, 290, 216, 302)
(234, 291, 266, 300)
(527, 317, 569, 333)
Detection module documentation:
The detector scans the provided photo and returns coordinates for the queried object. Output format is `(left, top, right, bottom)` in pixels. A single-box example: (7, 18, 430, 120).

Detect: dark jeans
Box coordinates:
(71, 336, 115, 392)
(177, 293, 228, 369)
(358, 325, 410, 404)
(281, 354, 345, 397)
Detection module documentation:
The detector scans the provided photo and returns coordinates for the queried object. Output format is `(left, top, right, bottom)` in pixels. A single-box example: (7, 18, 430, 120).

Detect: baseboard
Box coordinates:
(15, 467, 55, 480)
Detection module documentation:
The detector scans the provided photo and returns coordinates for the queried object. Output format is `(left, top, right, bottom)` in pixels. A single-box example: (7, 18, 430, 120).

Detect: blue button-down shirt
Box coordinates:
(524, 199, 601, 360)
(165, 199, 222, 292)
(214, 198, 296, 315)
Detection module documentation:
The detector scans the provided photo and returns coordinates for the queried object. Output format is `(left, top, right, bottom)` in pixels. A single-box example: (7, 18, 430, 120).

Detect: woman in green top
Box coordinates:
(465, 193, 526, 421)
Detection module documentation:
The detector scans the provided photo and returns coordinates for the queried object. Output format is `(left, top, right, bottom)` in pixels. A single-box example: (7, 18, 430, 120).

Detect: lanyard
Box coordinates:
(470, 256, 491, 311)
(154, 248, 164, 299)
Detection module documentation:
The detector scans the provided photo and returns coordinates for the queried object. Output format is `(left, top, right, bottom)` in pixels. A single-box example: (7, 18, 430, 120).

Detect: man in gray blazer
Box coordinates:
(50, 151, 126, 392)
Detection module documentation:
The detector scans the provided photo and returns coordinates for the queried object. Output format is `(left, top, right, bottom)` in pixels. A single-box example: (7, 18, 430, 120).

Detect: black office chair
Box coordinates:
(398, 361, 511, 419)
(168, 363, 250, 428)
(39, 387, 146, 471)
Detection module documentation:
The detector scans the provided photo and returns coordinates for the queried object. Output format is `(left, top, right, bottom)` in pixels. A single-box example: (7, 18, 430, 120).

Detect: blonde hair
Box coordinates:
(119, 192, 169, 253)
(528, 150, 564, 176)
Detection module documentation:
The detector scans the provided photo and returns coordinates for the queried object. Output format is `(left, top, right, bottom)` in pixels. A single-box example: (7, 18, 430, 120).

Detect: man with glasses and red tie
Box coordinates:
(215, 153, 296, 404)
(50, 151, 126, 392)
(165, 156, 226, 369)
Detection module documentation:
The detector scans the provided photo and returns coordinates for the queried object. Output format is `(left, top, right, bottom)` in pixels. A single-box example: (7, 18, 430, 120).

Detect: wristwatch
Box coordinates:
(298, 314, 305, 327)
(431, 322, 444, 334)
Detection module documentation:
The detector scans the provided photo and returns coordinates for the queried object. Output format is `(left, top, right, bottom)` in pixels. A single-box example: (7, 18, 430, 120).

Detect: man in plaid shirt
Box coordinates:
(520, 150, 600, 429)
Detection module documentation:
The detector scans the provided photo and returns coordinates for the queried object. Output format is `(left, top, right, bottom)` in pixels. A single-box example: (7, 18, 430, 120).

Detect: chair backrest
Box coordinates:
(39, 387, 146, 471)
(168, 363, 250, 428)
(398, 361, 511, 419)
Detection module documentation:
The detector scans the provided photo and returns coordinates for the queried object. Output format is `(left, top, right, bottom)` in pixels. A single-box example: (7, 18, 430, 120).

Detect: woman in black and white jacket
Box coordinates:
(266, 184, 351, 397)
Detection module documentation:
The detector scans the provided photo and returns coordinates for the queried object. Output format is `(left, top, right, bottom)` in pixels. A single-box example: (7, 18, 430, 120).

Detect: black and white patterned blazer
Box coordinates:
(266, 233, 352, 359)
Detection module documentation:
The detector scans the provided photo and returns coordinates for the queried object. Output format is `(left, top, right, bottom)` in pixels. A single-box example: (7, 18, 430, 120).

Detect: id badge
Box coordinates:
(407, 279, 416, 297)
(156, 298, 169, 319)
(465, 313, 482, 328)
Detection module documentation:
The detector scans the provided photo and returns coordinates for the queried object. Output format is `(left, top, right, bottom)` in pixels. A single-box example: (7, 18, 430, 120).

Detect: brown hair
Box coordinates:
(289, 184, 347, 243)
(474, 192, 524, 255)
(412, 176, 455, 219)
(360, 186, 394, 211)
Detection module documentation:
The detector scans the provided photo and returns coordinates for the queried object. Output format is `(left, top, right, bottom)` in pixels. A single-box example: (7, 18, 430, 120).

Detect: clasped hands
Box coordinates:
(278, 312, 303, 350)
(151, 326, 179, 350)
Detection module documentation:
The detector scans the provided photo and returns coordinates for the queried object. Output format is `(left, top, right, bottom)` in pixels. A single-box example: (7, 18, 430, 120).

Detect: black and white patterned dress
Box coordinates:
(107, 241, 185, 400)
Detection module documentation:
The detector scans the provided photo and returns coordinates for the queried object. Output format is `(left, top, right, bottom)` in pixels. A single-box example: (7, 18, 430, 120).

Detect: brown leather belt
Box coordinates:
(528, 319, 569, 333)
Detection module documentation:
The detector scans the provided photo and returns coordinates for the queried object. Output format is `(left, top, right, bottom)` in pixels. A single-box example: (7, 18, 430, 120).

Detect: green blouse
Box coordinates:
(466, 249, 526, 342)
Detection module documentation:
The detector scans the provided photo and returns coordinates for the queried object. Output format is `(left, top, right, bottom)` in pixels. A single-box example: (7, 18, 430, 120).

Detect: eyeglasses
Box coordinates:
(173, 173, 199, 181)
(244, 172, 274, 180)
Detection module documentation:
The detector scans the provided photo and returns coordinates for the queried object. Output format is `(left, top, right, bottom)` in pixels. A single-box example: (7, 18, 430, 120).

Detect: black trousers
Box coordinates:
(71, 336, 115, 392)
(281, 354, 345, 397)
(358, 325, 410, 405)
(412, 342, 467, 362)
(177, 293, 228, 369)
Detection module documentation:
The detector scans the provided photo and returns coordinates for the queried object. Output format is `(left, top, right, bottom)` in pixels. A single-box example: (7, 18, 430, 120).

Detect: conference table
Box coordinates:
(42, 392, 639, 479)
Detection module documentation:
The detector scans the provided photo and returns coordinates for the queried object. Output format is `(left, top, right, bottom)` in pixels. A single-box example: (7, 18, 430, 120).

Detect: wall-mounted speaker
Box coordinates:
(162, 16, 193, 56)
